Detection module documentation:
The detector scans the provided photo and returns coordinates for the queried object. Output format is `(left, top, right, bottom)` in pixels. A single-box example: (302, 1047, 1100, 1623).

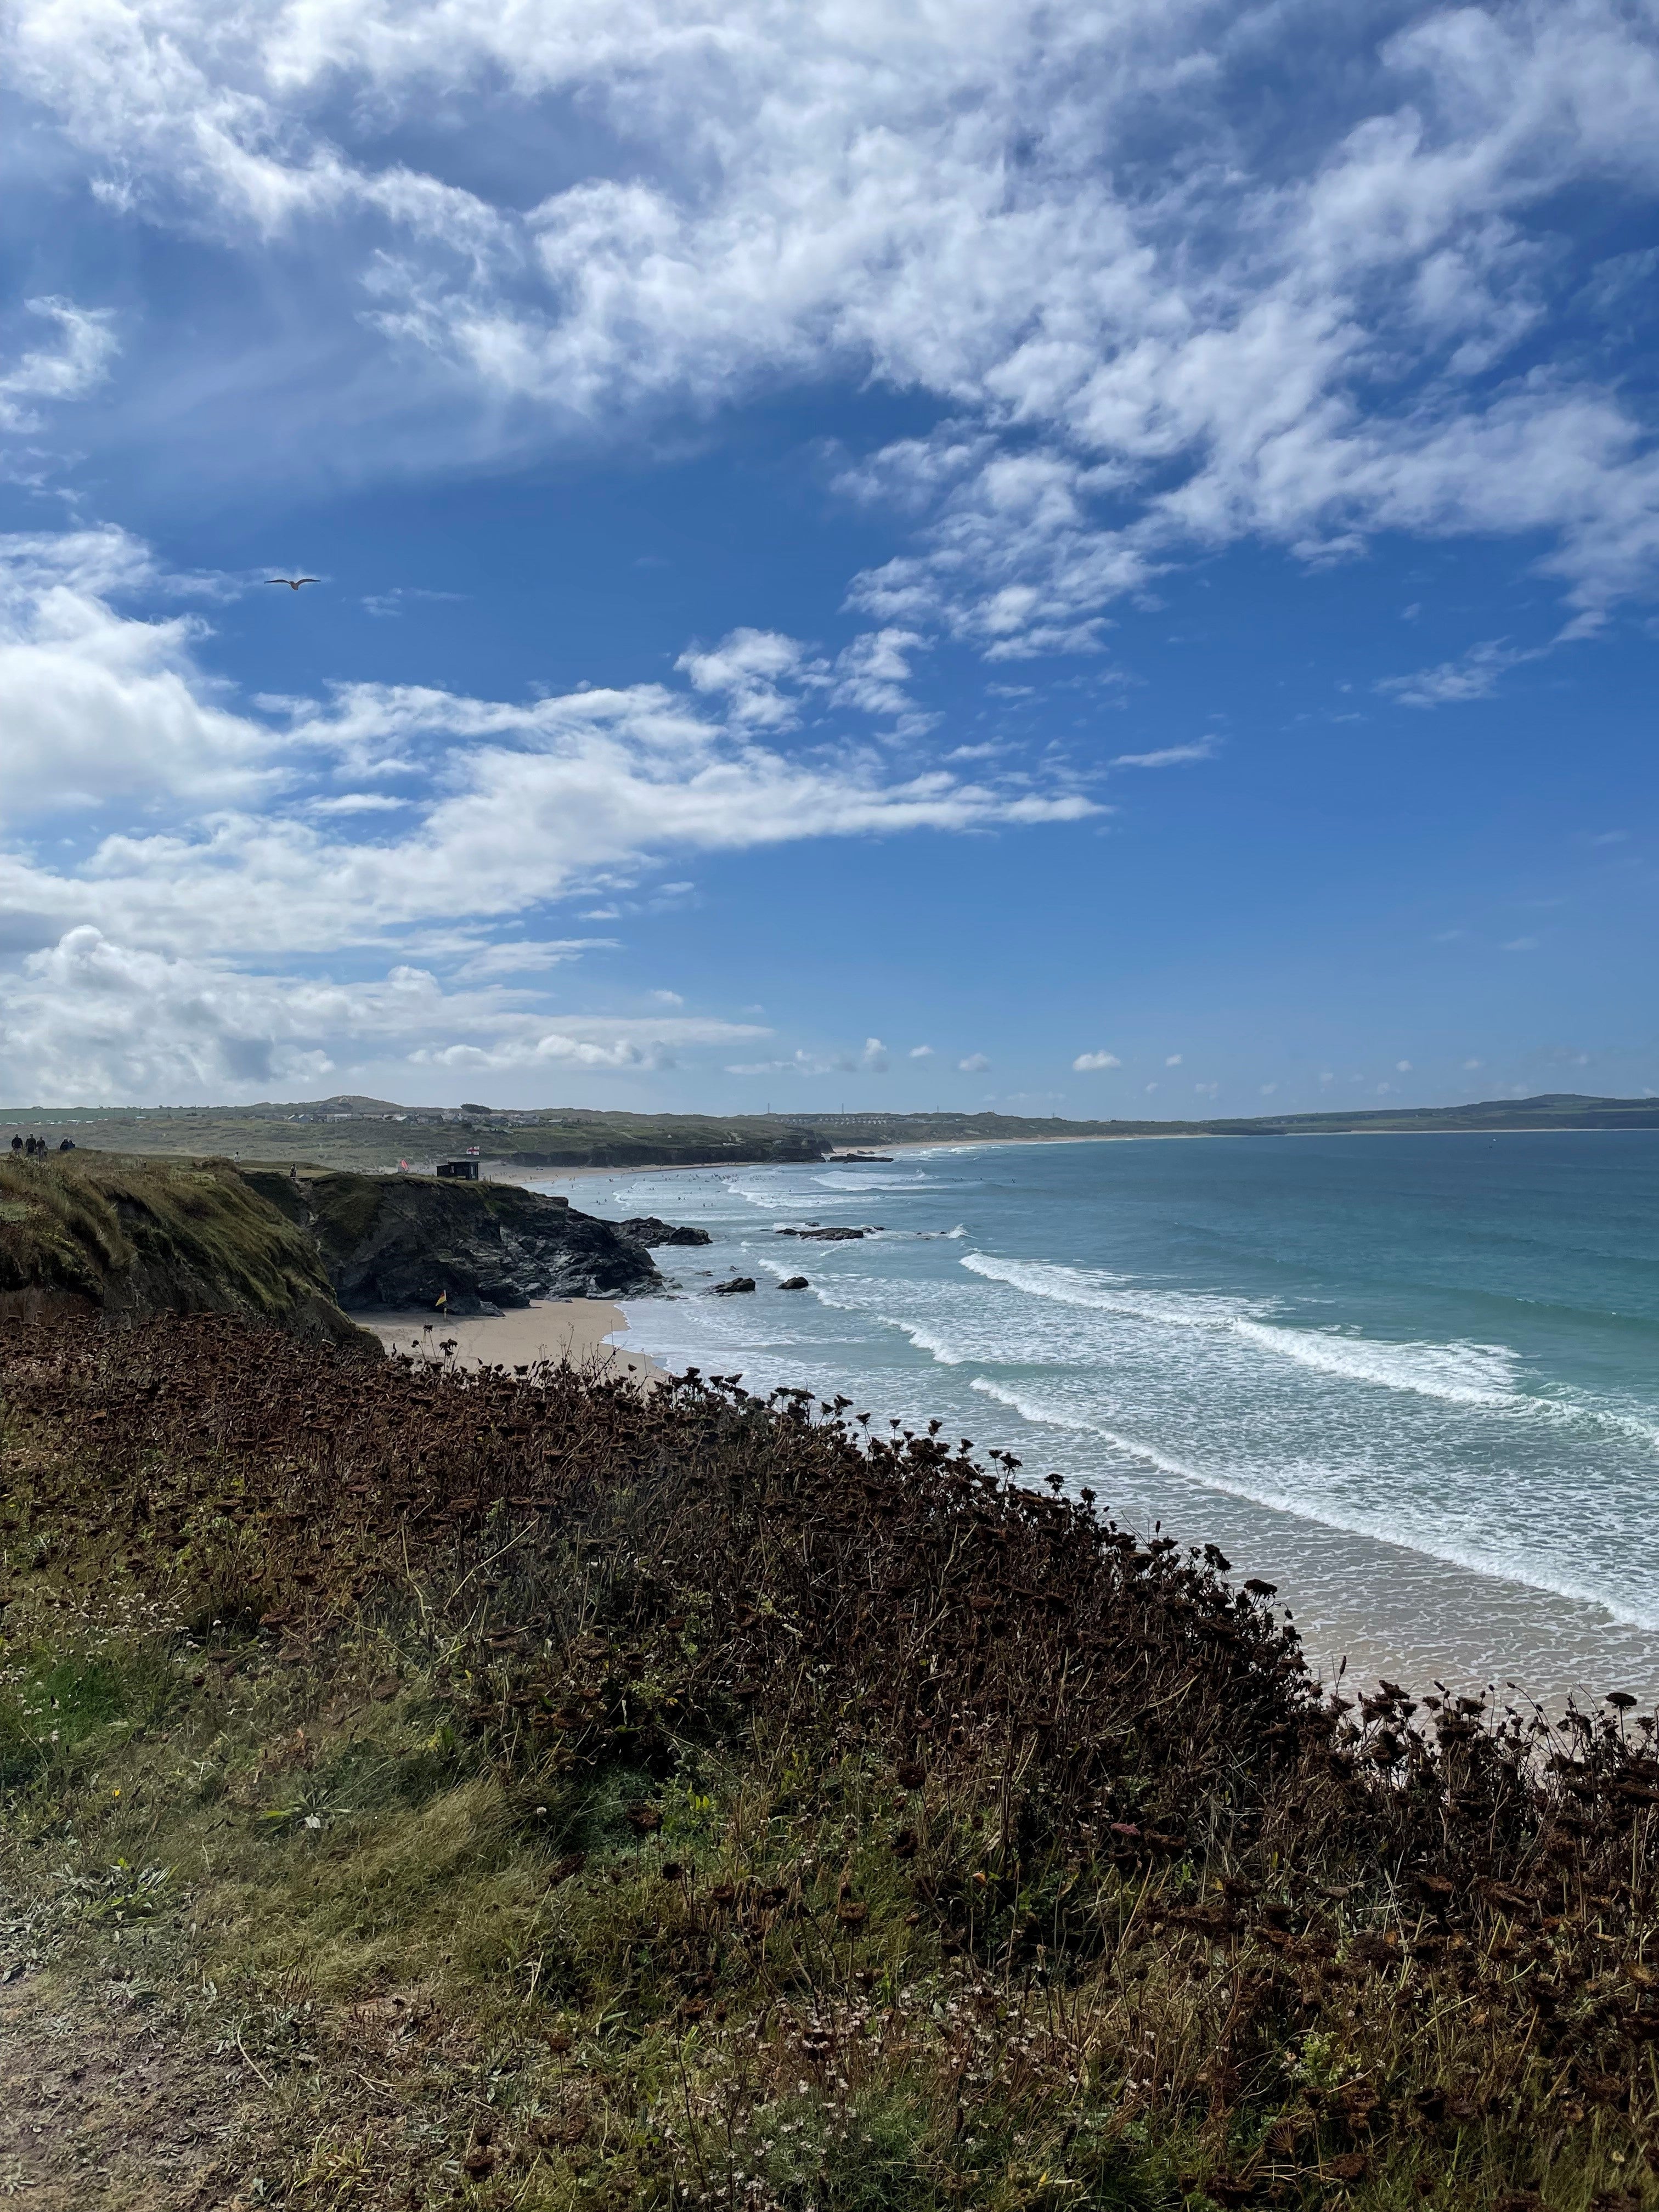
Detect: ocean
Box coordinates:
(539, 1132, 1659, 1704)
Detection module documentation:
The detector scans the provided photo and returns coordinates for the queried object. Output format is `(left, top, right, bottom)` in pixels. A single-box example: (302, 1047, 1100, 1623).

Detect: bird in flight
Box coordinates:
(267, 576, 319, 591)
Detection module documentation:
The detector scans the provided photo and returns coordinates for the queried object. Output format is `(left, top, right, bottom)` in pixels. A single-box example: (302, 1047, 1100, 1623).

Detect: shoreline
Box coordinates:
(488, 1123, 1659, 1182)
(360, 1296, 664, 1384)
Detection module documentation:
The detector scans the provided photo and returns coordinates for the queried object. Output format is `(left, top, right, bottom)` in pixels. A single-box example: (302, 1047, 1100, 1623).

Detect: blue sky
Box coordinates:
(1, 0, 1655, 1114)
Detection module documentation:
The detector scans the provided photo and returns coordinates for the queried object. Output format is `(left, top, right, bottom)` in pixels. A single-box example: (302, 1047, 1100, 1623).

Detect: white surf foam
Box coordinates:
(1233, 1318, 1518, 1406)
(966, 1375, 1659, 1631)
(961, 1249, 1522, 1410)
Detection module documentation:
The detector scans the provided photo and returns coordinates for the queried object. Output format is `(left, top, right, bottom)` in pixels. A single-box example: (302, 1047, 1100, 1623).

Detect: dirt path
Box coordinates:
(0, 1963, 244, 2210)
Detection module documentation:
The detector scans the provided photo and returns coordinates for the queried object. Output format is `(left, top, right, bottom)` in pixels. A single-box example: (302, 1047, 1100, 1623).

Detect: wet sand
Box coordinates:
(362, 1297, 664, 1384)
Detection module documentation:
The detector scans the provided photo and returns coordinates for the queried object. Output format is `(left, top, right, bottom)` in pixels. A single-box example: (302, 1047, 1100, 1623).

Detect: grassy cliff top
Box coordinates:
(3, 1314, 1657, 2209)
(0, 1148, 362, 1344)
(2, 1091, 1655, 1177)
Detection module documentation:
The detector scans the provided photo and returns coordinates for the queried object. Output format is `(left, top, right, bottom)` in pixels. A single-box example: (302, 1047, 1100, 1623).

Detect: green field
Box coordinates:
(2, 1089, 1655, 1177)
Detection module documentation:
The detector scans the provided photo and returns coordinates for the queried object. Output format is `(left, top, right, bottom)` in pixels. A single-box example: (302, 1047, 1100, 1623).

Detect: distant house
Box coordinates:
(436, 1159, 481, 1181)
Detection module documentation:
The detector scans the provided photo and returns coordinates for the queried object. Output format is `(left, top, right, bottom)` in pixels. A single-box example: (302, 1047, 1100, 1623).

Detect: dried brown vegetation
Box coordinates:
(3, 1315, 1658, 2209)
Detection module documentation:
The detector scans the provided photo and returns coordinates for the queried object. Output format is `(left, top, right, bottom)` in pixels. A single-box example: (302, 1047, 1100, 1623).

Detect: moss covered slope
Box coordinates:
(0, 1151, 373, 1348)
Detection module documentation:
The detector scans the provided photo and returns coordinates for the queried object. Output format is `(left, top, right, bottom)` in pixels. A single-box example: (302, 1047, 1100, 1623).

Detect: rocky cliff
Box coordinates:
(243, 1169, 662, 1315)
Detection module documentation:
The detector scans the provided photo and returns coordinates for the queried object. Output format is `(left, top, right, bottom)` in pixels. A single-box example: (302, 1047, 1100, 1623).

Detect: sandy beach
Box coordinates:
(361, 1296, 664, 1384)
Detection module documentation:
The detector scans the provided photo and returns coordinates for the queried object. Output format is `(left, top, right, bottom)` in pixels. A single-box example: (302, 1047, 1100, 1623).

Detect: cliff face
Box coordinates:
(242, 1169, 661, 1314)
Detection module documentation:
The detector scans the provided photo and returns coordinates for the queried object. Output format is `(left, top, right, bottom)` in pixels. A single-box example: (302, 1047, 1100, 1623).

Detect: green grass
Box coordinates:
(0, 1150, 374, 1347)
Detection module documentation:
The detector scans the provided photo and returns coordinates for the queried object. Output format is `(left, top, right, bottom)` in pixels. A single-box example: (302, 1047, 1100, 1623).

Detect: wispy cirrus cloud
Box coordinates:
(1378, 639, 1539, 707)
(1111, 740, 1218, 769)
(0, 297, 118, 432)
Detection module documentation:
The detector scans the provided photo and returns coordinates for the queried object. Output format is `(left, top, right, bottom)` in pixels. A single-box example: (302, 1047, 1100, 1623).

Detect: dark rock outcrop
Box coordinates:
(778, 1276, 809, 1290)
(243, 1170, 661, 1317)
(712, 1276, 757, 1295)
(617, 1215, 713, 1248)
(776, 1224, 878, 1241)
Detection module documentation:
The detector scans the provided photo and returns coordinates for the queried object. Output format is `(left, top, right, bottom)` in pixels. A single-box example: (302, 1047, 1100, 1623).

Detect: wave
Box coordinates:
(958, 1247, 1659, 1448)
(966, 1376, 1659, 1631)
(961, 1249, 1518, 1408)
(1233, 1318, 1517, 1406)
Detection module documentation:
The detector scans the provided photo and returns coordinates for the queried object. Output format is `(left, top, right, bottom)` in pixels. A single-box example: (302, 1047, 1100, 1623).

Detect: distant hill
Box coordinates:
(0, 1090, 1654, 1173)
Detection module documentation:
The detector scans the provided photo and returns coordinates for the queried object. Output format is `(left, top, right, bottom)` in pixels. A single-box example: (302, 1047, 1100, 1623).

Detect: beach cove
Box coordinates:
(534, 1128, 1659, 1707)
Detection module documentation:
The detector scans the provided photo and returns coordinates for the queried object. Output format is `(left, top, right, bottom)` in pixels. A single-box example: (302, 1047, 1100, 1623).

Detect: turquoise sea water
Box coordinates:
(542, 1133, 1659, 1702)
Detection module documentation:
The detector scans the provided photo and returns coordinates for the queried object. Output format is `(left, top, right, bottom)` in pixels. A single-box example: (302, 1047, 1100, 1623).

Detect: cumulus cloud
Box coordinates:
(0, 529, 275, 825)
(0, 927, 764, 1100)
(1072, 1050, 1121, 1071)
(831, 629, 935, 732)
(1165, 1053, 1182, 1066)
(0, 529, 1098, 967)
(675, 629, 825, 731)
(958, 1052, 990, 1073)
(909, 1043, 934, 1059)
(0, 529, 1105, 1092)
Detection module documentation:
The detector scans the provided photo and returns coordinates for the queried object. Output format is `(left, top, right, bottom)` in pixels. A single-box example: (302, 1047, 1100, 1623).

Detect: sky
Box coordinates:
(1, 0, 1656, 1117)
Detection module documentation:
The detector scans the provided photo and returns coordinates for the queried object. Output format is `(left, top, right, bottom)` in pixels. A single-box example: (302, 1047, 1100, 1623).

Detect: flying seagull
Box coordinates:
(267, 576, 319, 590)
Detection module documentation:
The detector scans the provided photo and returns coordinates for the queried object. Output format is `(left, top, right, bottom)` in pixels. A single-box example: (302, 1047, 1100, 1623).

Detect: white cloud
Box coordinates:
(0, 926, 764, 1100)
(1111, 740, 1217, 769)
(1165, 1053, 1182, 1066)
(958, 1052, 990, 1073)
(0, 528, 1106, 1092)
(831, 629, 935, 731)
(1073, 1050, 1121, 1071)
(675, 628, 825, 731)
(726, 1034, 889, 1079)
(1379, 639, 1542, 708)
(0, 529, 1098, 969)
(453, 939, 615, 979)
(1396, 1059, 1413, 1071)
(909, 1043, 934, 1059)
(1194, 1080, 1218, 1098)
(1260, 1082, 1278, 1094)
(308, 792, 409, 815)
(0, 297, 118, 432)
(4, 0, 1659, 649)
(650, 988, 684, 1006)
